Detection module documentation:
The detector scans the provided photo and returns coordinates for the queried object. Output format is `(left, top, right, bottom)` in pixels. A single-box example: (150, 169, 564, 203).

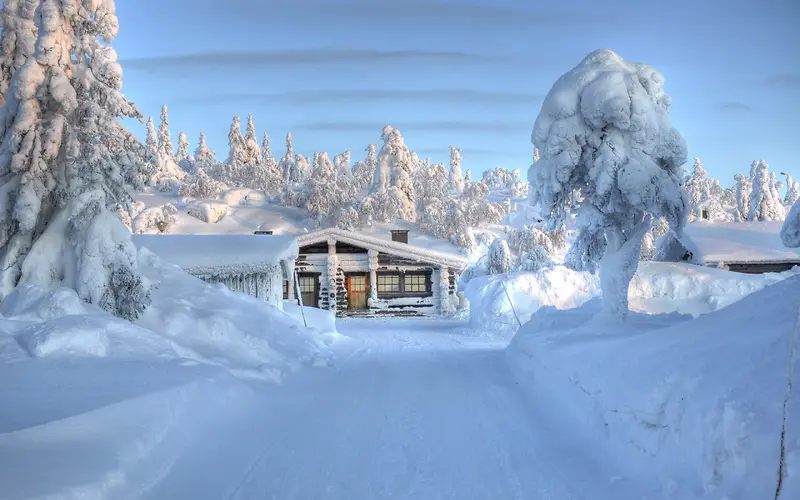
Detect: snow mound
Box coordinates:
(465, 261, 799, 333)
(222, 188, 268, 207)
(186, 199, 228, 224)
(685, 220, 800, 264)
(508, 277, 800, 499)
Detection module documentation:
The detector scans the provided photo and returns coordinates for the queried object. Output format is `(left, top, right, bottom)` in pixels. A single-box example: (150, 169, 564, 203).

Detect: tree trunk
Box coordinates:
(598, 216, 652, 319)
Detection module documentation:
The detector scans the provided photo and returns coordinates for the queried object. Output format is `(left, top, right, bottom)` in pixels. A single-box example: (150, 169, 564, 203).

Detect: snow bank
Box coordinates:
(222, 188, 268, 207)
(508, 277, 800, 499)
(465, 261, 799, 333)
(186, 199, 228, 223)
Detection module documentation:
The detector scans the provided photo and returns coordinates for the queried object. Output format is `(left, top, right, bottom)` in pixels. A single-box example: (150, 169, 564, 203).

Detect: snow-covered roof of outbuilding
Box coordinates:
(133, 234, 299, 277)
(684, 221, 800, 265)
(297, 228, 469, 271)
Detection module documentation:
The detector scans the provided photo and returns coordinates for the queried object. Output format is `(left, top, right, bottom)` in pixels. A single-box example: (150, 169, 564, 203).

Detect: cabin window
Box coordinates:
(404, 273, 428, 293)
(376, 273, 401, 294)
(282, 280, 289, 299)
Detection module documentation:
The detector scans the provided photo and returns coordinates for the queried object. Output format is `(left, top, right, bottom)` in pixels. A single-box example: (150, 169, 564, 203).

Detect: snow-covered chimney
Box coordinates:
(390, 230, 409, 244)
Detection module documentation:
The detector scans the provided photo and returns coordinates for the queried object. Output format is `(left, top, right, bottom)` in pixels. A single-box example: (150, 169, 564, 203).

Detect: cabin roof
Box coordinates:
(297, 228, 469, 271)
(133, 234, 299, 277)
(684, 220, 800, 265)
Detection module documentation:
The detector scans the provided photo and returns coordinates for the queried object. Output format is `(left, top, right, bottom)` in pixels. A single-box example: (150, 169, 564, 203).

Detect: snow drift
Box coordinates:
(508, 276, 800, 499)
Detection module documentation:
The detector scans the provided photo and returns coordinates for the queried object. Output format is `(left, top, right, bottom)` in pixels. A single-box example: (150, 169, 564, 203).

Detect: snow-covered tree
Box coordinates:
(179, 168, 228, 199)
(684, 157, 712, 219)
(748, 160, 785, 221)
(448, 145, 464, 193)
(769, 171, 783, 207)
(226, 115, 246, 168)
(176, 131, 190, 163)
(242, 114, 261, 166)
(486, 239, 512, 275)
(306, 152, 343, 222)
(261, 132, 275, 167)
(0, 0, 151, 319)
(517, 245, 553, 272)
(157, 104, 173, 158)
(734, 173, 750, 220)
(194, 132, 215, 170)
(464, 169, 472, 186)
(528, 49, 688, 318)
(352, 144, 376, 190)
(379, 125, 416, 220)
(786, 182, 799, 207)
(507, 225, 555, 255)
(414, 162, 448, 207)
(145, 116, 158, 155)
(296, 153, 310, 181)
(0, 0, 37, 107)
(780, 198, 800, 247)
(279, 132, 296, 182)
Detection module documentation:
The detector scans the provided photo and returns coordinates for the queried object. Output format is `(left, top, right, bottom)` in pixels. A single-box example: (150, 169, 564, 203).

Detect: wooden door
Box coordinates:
(297, 274, 319, 308)
(347, 274, 369, 311)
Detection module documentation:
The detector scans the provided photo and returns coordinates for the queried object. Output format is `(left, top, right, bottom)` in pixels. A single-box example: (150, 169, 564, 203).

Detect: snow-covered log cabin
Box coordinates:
(133, 234, 297, 310)
(287, 228, 468, 317)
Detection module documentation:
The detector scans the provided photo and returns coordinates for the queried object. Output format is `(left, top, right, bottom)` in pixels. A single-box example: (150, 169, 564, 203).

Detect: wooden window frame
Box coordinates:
(375, 270, 432, 299)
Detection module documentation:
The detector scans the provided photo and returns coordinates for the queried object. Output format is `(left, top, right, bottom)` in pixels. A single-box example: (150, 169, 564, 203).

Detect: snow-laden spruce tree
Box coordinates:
(684, 157, 712, 219)
(306, 152, 342, 222)
(734, 173, 750, 220)
(176, 131, 190, 163)
(529, 49, 688, 318)
(261, 132, 275, 167)
(748, 160, 785, 221)
(786, 181, 799, 206)
(448, 145, 464, 193)
(145, 116, 158, 155)
(279, 132, 297, 182)
(486, 239, 512, 275)
(242, 114, 261, 166)
(157, 104, 173, 158)
(352, 144, 376, 190)
(0, 0, 37, 107)
(769, 171, 783, 208)
(179, 168, 228, 199)
(780, 198, 800, 247)
(464, 169, 472, 187)
(0, 0, 151, 319)
(226, 115, 246, 176)
(380, 125, 416, 220)
(194, 132, 215, 170)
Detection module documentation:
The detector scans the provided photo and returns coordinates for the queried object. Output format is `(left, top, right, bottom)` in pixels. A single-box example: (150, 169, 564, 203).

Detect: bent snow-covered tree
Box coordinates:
(529, 49, 688, 318)
(0, 0, 150, 319)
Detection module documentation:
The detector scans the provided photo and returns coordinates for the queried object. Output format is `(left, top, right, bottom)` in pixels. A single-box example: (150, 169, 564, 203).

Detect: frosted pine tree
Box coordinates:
(157, 104, 173, 158)
(296, 153, 310, 181)
(225, 115, 247, 184)
(194, 132, 215, 169)
(352, 144, 376, 189)
(769, 171, 783, 207)
(0, 0, 150, 319)
(379, 125, 416, 220)
(242, 114, 261, 166)
(145, 116, 158, 155)
(748, 160, 784, 221)
(486, 239, 512, 275)
(261, 132, 275, 167)
(176, 131, 190, 163)
(529, 49, 688, 318)
(279, 132, 297, 182)
(307, 152, 340, 222)
(684, 157, 711, 219)
(786, 181, 799, 206)
(464, 169, 472, 187)
(0, 0, 37, 107)
(734, 173, 750, 220)
(448, 145, 464, 193)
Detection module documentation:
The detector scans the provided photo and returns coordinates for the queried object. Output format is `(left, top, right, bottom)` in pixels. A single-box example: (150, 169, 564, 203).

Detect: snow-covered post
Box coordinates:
(368, 249, 378, 303)
(528, 49, 688, 318)
(327, 237, 337, 312)
(439, 266, 453, 315)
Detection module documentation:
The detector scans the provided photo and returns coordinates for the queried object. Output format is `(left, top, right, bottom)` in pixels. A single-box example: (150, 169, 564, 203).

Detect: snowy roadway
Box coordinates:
(144, 320, 655, 500)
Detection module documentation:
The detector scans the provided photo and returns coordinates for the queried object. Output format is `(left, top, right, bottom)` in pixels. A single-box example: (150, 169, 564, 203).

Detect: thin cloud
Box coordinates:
(715, 101, 753, 112)
(291, 121, 531, 134)
(122, 49, 501, 72)
(766, 73, 800, 87)
(174, 89, 544, 106)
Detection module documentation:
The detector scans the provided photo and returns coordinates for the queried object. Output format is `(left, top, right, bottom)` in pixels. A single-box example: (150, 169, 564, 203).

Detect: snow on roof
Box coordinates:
(297, 228, 469, 271)
(133, 234, 299, 277)
(684, 221, 800, 265)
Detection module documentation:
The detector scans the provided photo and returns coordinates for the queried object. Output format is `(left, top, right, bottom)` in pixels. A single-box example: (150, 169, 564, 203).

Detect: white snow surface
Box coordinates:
(508, 276, 800, 499)
(685, 220, 800, 264)
(464, 261, 800, 333)
(133, 234, 298, 277)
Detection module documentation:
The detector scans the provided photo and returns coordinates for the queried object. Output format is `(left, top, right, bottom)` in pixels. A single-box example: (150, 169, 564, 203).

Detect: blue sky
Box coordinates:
(114, 0, 799, 184)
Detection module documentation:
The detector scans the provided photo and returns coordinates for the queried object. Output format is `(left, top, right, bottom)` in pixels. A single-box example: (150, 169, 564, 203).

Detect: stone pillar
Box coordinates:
(327, 238, 337, 311)
(368, 249, 378, 303)
(438, 265, 452, 315)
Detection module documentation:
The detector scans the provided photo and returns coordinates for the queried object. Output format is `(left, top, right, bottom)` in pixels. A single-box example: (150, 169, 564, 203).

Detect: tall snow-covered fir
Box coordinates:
(158, 104, 173, 158)
(0, 0, 150, 319)
(528, 49, 688, 318)
(448, 145, 463, 193)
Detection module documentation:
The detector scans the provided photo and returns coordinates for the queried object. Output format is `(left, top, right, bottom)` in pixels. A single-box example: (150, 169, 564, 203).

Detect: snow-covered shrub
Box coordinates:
(507, 225, 555, 255)
(528, 49, 688, 317)
(516, 245, 553, 272)
(156, 176, 181, 194)
(482, 168, 519, 189)
(456, 256, 489, 291)
(510, 180, 528, 198)
(486, 239, 512, 275)
(186, 200, 228, 224)
(132, 204, 178, 234)
(179, 168, 228, 199)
